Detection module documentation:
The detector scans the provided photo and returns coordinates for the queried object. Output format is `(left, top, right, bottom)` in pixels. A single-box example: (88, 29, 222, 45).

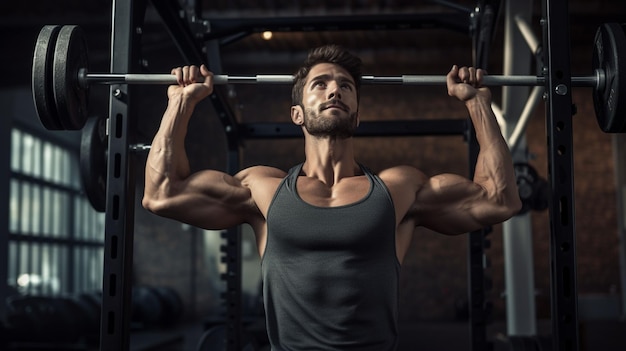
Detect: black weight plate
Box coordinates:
(53, 25, 90, 130)
(132, 286, 164, 326)
(531, 178, 549, 212)
(514, 163, 539, 215)
(80, 115, 107, 212)
(153, 286, 184, 325)
(32, 25, 64, 130)
(592, 23, 626, 133)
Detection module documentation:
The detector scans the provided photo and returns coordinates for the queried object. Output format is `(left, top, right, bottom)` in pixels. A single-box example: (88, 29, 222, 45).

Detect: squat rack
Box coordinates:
(99, 0, 578, 351)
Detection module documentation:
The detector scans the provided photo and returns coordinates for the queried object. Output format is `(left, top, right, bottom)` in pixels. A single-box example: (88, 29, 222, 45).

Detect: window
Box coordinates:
(8, 128, 105, 296)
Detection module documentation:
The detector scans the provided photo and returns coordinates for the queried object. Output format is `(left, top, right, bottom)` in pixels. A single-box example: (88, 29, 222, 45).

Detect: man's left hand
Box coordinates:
(446, 65, 492, 103)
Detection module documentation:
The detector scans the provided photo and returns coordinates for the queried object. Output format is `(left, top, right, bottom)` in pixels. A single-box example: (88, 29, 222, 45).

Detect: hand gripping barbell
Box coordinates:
(33, 23, 626, 132)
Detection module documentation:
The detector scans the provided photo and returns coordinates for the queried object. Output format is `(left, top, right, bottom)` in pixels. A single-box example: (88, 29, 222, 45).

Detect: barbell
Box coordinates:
(83, 71, 600, 87)
(33, 23, 626, 132)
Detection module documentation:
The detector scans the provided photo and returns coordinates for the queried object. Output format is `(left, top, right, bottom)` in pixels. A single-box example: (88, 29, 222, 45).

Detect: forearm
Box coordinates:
(145, 94, 196, 198)
(466, 96, 519, 205)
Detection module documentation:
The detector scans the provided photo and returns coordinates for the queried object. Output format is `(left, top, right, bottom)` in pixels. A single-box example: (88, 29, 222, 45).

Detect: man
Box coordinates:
(143, 45, 521, 350)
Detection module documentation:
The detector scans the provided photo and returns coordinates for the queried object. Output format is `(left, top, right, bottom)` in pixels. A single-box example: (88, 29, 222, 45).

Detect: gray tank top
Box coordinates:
(262, 163, 400, 351)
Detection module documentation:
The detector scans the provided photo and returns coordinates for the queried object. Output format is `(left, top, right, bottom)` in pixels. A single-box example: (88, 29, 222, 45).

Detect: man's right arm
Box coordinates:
(142, 65, 256, 229)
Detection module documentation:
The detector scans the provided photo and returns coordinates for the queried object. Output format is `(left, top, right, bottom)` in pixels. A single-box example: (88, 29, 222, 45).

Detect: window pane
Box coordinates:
(19, 182, 31, 234)
(31, 184, 41, 236)
(30, 243, 41, 295)
(41, 187, 51, 237)
(31, 137, 42, 178)
(21, 133, 34, 176)
(8, 242, 18, 289)
(89, 248, 103, 291)
(11, 129, 22, 172)
(58, 148, 73, 188)
(41, 244, 50, 295)
(74, 248, 81, 292)
(59, 192, 69, 237)
(51, 190, 62, 237)
(9, 179, 19, 233)
(47, 245, 59, 295)
(48, 145, 59, 184)
(50, 245, 60, 294)
(53, 146, 63, 184)
(58, 148, 67, 186)
(58, 246, 68, 294)
(74, 197, 82, 239)
(18, 243, 29, 294)
(49, 190, 58, 237)
(42, 142, 54, 182)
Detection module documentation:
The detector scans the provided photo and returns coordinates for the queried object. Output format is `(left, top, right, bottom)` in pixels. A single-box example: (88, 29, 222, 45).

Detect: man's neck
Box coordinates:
(301, 136, 359, 186)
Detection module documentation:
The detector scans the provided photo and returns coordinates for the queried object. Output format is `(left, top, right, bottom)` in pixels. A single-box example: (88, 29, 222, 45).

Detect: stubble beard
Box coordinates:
(303, 106, 358, 139)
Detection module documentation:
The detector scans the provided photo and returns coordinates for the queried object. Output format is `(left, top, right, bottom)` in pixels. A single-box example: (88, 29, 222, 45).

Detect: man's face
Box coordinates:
(298, 63, 359, 139)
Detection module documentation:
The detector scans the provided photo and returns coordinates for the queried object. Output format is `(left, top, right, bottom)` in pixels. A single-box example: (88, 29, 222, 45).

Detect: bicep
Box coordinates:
(143, 169, 256, 230)
(414, 173, 495, 235)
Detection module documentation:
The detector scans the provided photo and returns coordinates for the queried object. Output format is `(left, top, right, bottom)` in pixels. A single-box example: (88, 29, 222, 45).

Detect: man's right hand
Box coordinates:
(168, 64, 214, 104)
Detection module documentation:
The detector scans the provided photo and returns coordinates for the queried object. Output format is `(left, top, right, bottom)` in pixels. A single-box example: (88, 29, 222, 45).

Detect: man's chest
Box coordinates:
(296, 175, 370, 207)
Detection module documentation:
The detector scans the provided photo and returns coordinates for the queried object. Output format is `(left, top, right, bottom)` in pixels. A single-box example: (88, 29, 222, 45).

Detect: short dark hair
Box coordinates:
(291, 45, 362, 106)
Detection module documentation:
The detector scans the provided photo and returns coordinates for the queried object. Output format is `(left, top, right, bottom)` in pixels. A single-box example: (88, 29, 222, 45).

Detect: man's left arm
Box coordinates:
(411, 66, 521, 235)
(451, 65, 522, 223)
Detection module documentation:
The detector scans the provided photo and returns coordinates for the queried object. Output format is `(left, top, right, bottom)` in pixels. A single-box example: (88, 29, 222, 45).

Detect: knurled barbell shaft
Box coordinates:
(81, 70, 600, 88)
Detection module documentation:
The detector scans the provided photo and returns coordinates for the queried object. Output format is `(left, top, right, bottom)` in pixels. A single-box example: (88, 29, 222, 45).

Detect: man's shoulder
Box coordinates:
(377, 165, 427, 182)
(236, 165, 288, 182)
(375, 165, 429, 196)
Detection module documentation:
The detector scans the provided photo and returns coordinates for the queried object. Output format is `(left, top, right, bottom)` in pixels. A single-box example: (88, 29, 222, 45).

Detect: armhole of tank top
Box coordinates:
(359, 164, 396, 216)
(266, 176, 289, 220)
(360, 165, 402, 269)
(262, 166, 299, 265)
(373, 174, 402, 270)
(377, 178, 402, 269)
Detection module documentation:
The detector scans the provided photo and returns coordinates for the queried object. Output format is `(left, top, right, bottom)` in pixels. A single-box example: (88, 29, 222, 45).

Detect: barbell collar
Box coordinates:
(80, 70, 600, 88)
(592, 68, 606, 91)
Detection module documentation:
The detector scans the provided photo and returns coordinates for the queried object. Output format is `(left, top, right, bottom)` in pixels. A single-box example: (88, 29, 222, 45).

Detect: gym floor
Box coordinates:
(127, 319, 626, 351)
